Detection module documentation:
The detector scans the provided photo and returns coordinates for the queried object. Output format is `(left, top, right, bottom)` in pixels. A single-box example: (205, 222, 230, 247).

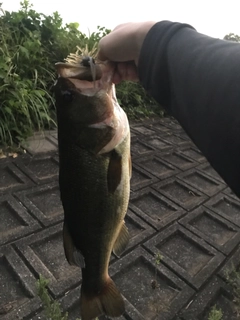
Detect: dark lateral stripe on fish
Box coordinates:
(107, 149, 122, 194)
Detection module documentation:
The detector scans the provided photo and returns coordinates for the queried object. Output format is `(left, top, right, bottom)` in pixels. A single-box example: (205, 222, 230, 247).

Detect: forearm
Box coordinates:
(139, 21, 240, 196)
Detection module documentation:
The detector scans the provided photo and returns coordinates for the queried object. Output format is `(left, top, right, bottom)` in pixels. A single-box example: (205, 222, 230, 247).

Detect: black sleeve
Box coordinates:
(138, 21, 240, 197)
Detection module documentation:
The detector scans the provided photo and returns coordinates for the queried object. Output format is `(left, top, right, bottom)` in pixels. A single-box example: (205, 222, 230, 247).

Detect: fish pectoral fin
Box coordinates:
(107, 149, 122, 194)
(63, 222, 85, 268)
(72, 249, 85, 268)
(80, 277, 125, 319)
(113, 221, 129, 257)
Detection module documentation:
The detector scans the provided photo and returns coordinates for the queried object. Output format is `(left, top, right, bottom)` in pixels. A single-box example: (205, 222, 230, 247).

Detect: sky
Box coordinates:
(2, 0, 240, 39)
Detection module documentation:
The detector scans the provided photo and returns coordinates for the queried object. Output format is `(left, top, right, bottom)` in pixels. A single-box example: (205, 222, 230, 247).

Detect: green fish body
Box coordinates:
(54, 60, 131, 320)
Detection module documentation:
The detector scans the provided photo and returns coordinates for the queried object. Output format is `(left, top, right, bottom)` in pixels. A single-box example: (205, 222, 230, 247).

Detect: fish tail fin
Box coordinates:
(80, 277, 125, 320)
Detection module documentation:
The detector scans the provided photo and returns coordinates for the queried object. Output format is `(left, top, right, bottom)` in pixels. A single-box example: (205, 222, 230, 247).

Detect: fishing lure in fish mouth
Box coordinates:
(80, 56, 97, 86)
(54, 44, 111, 95)
(81, 56, 95, 67)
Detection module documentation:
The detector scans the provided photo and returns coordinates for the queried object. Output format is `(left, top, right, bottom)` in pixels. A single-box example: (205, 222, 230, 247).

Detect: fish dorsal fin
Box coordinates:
(63, 222, 85, 268)
(113, 221, 129, 257)
(107, 149, 122, 194)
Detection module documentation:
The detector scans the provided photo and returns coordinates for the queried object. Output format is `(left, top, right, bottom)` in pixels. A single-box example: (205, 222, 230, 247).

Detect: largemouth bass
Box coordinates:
(54, 51, 131, 320)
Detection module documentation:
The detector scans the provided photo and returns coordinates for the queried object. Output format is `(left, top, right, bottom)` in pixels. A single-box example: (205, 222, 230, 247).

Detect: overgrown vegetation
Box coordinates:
(37, 275, 100, 320)
(0, 0, 161, 146)
(208, 305, 223, 320)
(225, 264, 240, 317)
(37, 275, 70, 320)
(207, 263, 240, 319)
(117, 81, 164, 120)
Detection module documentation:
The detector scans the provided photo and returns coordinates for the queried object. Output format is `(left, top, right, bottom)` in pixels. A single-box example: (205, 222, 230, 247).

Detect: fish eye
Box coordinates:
(61, 90, 73, 103)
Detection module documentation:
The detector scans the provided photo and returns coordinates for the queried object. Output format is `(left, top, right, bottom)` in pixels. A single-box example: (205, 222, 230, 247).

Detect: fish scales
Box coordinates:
(55, 55, 131, 320)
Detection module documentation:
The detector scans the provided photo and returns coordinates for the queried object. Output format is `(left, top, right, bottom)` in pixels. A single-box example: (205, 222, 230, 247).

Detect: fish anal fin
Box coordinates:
(113, 221, 129, 257)
(80, 277, 125, 320)
(63, 222, 85, 268)
(107, 149, 122, 194)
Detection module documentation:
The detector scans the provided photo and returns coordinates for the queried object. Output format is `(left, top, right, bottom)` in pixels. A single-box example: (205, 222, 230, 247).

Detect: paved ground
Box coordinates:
(1, 117, 240, 320)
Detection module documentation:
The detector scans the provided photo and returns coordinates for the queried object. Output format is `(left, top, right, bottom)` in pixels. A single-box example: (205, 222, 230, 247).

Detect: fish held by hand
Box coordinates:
(54, 50, 131, 320)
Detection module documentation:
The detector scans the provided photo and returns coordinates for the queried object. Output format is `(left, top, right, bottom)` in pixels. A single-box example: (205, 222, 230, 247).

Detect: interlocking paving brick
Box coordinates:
(143, 223, 225, 289)
(223, 187, 239, 200)
(0, 195, 40, 246)
(0, 162, 33, 195)
(15, 182, 63, 226)
(130, 164, 158, 191)
(175, 131, 191, 141)
(58, 278, 152, 320)
(158, 119, 183, 132)
(26, 247, 195, 320)
(179, 145, 206, 163)
(30, 283, 128, 320)
(125, 209, 155, 251)
(2, 116, 240, 319)
(135, 154, 180, 180)
(0, 245, 40, 320)
(49, 130, 58, 140)
(205, 193, 240, 227)
(181, 276, 238, 320)
(161, 133, 190, 147)
(197, 162, 225, 183)
(21, 132, 58, 155)
(131, 138, 155, 158)
(160, 150, 197, 171)
(15, 155, 59, 184)
(144, 136, 173, 152)
(58, 286, 81, 320)
(131, 125, 156, 136)
(46, 130, 58, 146)
(146, 122, 171, 134)
(218, 245, 240, 281)
(130, 127, 137, 138)
(57, 286, 127, 320)
(15, 224, 79, 298)
(179, 206, 240, 255)
(110, 247, 195, 320)
(153, 178, 207, 210)
(129, 188, 186, 230)
(177, 169, 226, 196)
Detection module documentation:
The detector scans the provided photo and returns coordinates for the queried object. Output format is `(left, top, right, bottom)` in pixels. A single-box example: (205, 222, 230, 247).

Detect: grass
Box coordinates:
(154, 251, 162, 266)
(207, 261, 240, 320)
(36, 275, 70, 320)
(225, 264, 240, 317)
(208, 305, 223, 320)
(37, 275, 101, 320)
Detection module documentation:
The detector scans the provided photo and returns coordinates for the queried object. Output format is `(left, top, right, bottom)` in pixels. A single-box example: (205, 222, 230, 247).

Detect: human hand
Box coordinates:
(98, 22, 156, 84)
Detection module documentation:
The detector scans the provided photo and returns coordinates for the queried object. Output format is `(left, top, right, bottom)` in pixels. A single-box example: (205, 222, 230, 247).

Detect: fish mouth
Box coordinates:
(55, 60, 113, 97)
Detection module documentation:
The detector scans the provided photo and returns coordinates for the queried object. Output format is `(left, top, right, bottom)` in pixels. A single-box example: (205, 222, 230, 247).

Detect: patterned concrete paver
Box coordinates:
(1, 117, 240, 319)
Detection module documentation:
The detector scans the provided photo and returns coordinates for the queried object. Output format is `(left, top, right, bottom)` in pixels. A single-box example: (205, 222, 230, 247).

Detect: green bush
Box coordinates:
(0, 1, 162, 146)
(116, 81, 163, 120)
